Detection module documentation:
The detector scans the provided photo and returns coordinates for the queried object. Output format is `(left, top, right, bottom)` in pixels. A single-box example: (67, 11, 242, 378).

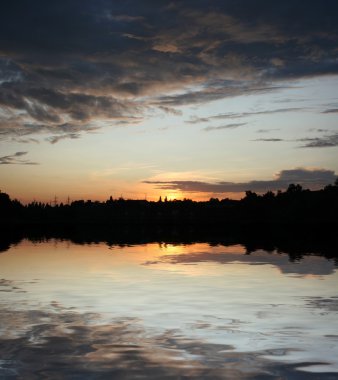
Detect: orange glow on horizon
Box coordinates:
(8, 187, 245, 205)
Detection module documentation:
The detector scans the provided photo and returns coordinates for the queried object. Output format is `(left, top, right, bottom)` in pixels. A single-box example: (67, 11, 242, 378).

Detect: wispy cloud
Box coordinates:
(155, 84, 285, 107)
(158, 106, 183, 116)
(321, 108, 338, 114)
(256, 128, 280, 133)
(253, 138, 284, 142)
(0, 151, 39, 165)
(187, 108, 305, 124)
(46, 133, 81, 144)
(10, 137, 40, 144)
(251, 130, 338, 148)
(203, 123, 246, 132)
(297, 132, 338, 148)
(308, 128, 330, 133)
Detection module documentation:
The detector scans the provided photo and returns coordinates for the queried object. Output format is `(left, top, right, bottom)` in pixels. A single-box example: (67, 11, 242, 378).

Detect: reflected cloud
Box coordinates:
(304, 296, 338, 312)
(1, 238, 338, 377)
(0, 278, 25, 294)
(0, 307, 336, 379)
(144, 250, 337, 277)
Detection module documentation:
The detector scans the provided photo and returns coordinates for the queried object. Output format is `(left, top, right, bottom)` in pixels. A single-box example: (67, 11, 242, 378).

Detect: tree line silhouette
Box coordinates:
(1, 180, 338, 227)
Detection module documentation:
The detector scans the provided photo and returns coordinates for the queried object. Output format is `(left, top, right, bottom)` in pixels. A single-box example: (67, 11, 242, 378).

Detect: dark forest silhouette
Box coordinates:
(1, 180, 338, 227)
(1, 182, 338, 262)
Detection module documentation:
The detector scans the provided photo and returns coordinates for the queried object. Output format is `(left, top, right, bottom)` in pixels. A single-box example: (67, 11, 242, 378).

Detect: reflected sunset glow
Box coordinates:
(1, 239, 338, 377)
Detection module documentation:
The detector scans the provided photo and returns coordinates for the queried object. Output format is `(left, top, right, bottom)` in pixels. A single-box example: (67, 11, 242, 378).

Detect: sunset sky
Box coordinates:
(1, 0, 338, 203)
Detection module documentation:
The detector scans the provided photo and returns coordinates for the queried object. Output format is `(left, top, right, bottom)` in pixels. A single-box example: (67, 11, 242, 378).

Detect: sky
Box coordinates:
(0, 0, 338, 203)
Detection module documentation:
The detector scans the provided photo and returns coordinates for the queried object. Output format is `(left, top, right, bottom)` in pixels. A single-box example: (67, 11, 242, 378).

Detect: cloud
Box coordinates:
(252, 131, 338, 147)
(10, 137, 39, 144)
(158, 106, 183, 116)
(276, 168, 335, 183)
(256, 129, 280, 133)
(155, 84, 285, 107)
(0, 1, 338, 139)
(146, 251, 336, 276)
(0, 151, 39, 165)
(308, 128, 330, 133)
(298, 132, 338, 148)
(203, 123, 246, 132)
(143, 168, 336, 193)
(0, 84, 140, 141)
(322, 108, 338, 114)
(46, 133, 81, 144)
(0, 117, 101, 142)
(187, 108, 305, 124)
(253, 138, 284, 142)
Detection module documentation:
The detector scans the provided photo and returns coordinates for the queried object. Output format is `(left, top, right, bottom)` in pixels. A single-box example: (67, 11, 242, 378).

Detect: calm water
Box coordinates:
(1, 239, 338, 379)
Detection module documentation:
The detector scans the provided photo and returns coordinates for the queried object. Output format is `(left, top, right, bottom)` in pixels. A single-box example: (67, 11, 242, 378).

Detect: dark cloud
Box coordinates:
(298, 132, 338, 148)
(0, 59, 22, 84)
(322, 109, 338, 114)
(144, 168, 336, 193)
(0, 1, 337, 139)
(203, 123, 246, 132)
(0, 83, 140, 140)
(277, 168, 335, 183)
(0, 151, 39, 165)
(252, 131, 338, 147)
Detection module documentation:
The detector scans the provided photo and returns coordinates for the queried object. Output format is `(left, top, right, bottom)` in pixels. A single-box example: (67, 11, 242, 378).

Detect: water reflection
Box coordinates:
(2, 307, 333, 380)
(0, 239, 338, 379)
(145, 248, 337, 276)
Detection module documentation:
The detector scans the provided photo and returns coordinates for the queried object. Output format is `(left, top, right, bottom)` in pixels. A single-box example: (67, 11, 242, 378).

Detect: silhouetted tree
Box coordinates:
(287, 184, 303, 193)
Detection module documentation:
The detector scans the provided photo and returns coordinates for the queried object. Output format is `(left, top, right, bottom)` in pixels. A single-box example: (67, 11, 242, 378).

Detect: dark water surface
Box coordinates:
(1, 238, 338, 379)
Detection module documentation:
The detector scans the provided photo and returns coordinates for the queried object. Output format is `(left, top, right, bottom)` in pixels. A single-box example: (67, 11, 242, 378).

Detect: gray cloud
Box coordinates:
(158, 106, 183, 116)
(203, 123, 246, 132)
(252, 131, 338, 148)
(256, 128, 280, 133)
(46, 133, 81, 144)
(322, 108, 338, 114)
(0, 84, 140, 141)
(187, 108, 305, 124)
(308, 128, 330, 133)
(0, 1, 338, 139)
(0, 151, 39, 165)
(10, 137, 39, 144)
(253, 138, 284, 142)
(0, 117, 101, 142)
(298, 132, 338, 148)
(146, 251, 336, 276)
(156, 84, 285, 107)
(143, 168, 336, 193)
